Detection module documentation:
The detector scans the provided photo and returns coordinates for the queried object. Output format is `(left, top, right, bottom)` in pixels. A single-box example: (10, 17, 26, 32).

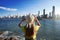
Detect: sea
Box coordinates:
(0, 18, 60, 40)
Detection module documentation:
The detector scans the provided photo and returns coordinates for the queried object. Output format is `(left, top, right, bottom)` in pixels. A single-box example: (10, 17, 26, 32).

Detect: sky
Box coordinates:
(0, 0, 60, 17)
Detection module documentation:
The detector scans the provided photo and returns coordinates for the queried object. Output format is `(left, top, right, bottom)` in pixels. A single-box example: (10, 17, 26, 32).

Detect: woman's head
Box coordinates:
(25, 14, 35, 24)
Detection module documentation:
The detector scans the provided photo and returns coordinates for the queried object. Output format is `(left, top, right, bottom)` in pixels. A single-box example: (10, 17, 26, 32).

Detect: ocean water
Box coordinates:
(0, 18, 60, 40)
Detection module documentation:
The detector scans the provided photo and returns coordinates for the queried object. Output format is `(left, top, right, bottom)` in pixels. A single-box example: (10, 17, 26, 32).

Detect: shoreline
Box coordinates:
(0, 31, 24, 40)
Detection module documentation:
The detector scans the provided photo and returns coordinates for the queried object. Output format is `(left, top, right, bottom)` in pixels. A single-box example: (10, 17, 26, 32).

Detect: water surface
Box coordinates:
(0, 19, 60, 40)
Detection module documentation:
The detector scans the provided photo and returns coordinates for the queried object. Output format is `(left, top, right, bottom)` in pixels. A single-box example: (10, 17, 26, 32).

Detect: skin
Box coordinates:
(18, 16, 41, 40)
(18, 16, 41, 27)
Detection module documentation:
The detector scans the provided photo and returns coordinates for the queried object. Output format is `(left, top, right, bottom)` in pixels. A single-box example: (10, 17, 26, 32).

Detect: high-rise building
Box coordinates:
(52, 6, 55, 18)
(37, 11, 41, 20)
(49, 12, 51, 18)
(43, 9, 45, 18)
(38, 11, 40, 16)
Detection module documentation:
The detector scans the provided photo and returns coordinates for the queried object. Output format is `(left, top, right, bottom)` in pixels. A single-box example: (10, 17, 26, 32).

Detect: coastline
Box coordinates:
(0, 31, 24, 40)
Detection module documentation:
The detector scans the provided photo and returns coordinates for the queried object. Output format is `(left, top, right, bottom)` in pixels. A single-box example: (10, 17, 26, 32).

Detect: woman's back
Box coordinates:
(18, 14, 41, 40)
(24, 24, 34, 37)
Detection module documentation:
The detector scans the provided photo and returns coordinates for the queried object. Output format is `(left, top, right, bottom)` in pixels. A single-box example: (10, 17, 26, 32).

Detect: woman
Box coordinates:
(18, 14, 41, 40)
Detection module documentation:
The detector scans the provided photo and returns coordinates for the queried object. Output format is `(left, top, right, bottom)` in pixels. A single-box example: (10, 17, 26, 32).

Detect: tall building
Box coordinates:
(42, 9, 48, 18)
(37, 11, 41, 20)
(43, 9, 45, 16)
(49, 12, 51, 18)
(52, 6, 55, 18)
(38, 11, 40, 16)
(43, 9, 45, 18)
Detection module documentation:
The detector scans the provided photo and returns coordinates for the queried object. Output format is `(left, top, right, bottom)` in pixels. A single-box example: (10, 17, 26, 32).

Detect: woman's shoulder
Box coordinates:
(34, 25, 40, 30)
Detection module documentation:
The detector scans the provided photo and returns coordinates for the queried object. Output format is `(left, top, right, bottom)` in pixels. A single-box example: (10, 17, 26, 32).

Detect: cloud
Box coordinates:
(0, 6, 17, 11)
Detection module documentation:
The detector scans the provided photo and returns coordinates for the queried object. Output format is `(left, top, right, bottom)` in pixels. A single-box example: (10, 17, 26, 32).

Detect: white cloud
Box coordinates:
(0, 6, 17, 11)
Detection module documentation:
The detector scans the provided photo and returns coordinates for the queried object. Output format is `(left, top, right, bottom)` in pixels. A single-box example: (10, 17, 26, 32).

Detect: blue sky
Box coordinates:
(0, 0, 60, 16)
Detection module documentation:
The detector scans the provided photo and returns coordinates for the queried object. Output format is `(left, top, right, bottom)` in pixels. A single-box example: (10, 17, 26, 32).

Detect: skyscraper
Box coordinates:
(37, 11, 41, 20)
(49, 12, 51, 18)
(52, 6, 55, 18)
(43, 9, 45, 18)
(38, 11, 40, 16)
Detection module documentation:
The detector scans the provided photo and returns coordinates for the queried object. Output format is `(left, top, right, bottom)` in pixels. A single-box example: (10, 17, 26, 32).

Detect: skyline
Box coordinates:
(0, 0, 60, 17)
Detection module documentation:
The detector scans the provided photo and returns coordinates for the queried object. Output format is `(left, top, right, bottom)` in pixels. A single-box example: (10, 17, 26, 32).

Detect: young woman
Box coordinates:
(18, 14, 41, 40)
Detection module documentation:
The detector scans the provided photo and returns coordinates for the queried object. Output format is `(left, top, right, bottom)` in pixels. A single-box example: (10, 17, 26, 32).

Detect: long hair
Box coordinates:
(24, 24, 34, 37)
(25, 14, 35, 24)
(24, 14, 35, 37)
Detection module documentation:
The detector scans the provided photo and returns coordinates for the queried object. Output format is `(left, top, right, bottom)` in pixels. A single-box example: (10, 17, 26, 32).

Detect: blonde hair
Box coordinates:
(25, 14, 35, 24)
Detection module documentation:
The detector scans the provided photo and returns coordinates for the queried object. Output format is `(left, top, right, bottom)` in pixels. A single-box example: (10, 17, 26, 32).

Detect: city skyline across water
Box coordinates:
(0, 0, 60, 17)
(0, 6, 60, 19)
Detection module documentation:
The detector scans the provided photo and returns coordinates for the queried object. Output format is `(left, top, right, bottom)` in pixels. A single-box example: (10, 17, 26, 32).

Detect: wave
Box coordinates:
(0, 31, 25, 40)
